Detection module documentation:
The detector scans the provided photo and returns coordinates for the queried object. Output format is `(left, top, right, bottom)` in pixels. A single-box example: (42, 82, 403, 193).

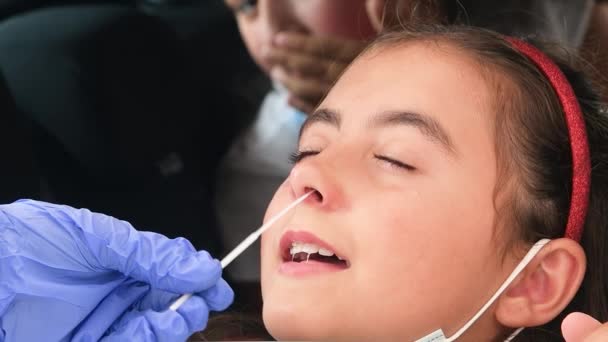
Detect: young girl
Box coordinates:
(197, 24, 608, 341)
(215, 0, 595, 285)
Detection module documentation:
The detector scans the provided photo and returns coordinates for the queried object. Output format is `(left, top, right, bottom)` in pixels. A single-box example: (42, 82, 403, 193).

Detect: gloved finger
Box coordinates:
(72, 207, 223, 293)
(16, 202, 224, 295)
(128, 277, 232, 313)
(108, 234, 222, 295)
(102, 296, 210, 342)
(72, 279, 150, 341)
(197, 278, 234, 312)
(175, 295, 211, 332)
(136, 288, 180, 311)
(0, 283, 13, 318)
(270, 67, 331, 104)
(138, 279, 233, 313)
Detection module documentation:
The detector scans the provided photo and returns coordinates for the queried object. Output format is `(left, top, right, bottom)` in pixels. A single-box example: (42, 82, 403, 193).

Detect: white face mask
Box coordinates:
(415, 239, 551, 342)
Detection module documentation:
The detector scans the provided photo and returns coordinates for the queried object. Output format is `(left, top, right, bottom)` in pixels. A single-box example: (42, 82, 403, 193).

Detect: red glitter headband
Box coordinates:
(506, 37, 591, 242)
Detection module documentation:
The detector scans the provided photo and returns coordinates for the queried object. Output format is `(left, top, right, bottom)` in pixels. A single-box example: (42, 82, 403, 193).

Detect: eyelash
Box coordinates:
(373, 154, 416, 171)
(289, 150, 416, 171)
(289, 150, 319, 164)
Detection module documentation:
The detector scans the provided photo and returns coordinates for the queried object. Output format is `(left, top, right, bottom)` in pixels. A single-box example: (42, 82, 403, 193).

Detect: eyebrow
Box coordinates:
(299, 108, 457, 156)
(373, 111, 457, 155)
(299, 108, 341, 140)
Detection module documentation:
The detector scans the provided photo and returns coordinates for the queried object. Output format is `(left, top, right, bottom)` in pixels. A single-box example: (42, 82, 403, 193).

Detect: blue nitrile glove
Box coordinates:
(0, 200, 233, 342)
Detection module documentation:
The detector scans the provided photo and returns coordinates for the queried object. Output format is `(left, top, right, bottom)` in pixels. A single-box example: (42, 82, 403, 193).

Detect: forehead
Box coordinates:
(322, 41, 495, 131)
(326, 42, 491, 111)
(318, 41, 497, 159)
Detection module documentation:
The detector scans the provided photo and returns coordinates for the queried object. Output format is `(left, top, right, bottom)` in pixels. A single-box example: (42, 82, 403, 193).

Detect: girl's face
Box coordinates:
(260, 42, 523, 340)
(225, 0, 377, 73)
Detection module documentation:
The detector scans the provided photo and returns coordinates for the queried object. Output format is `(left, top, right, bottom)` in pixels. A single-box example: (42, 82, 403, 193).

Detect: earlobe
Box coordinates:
(495, 239, 586, 328)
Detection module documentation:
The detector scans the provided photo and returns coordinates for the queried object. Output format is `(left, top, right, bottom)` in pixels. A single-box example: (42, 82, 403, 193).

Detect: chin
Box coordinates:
(262, 301, 338, 341)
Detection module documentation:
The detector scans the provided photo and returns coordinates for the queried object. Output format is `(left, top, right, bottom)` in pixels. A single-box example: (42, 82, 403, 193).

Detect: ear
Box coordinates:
(365, 0, 414, 33)
(495, 238, 586, 328)
(365, 0, 386, 33)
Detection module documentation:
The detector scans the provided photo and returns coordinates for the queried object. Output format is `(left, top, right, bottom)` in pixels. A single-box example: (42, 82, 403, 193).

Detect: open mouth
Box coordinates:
(279, 231, 350, 270)
(285, 242, 348, 267)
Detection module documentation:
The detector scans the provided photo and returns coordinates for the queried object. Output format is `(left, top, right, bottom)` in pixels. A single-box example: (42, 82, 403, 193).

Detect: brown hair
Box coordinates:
(367, 24, 608, 341)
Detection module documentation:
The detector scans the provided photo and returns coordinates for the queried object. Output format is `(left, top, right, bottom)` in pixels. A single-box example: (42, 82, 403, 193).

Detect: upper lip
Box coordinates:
(279, 230, 346, 262)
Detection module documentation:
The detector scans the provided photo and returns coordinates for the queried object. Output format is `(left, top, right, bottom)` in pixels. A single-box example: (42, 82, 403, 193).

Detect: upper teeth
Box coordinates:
(290, 242, 335, 257)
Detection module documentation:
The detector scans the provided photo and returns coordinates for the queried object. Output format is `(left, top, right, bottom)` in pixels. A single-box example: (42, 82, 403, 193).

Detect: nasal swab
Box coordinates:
(169, 191, 313, 311)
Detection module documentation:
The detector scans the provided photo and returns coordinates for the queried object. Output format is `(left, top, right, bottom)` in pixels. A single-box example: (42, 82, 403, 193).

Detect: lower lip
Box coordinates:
(279, 260, 348, 277)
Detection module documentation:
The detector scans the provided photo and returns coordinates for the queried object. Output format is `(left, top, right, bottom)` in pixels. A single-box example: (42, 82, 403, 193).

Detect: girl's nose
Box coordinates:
(288, 159, 345, 211)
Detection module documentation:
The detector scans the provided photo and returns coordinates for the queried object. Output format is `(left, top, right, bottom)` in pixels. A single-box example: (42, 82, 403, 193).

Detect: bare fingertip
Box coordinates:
(562, 312, 602, 342)
(274, 32, 288, 46)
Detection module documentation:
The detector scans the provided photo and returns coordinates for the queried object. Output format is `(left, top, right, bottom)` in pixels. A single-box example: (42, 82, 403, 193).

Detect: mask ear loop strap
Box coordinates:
(445, 239, 551, 341)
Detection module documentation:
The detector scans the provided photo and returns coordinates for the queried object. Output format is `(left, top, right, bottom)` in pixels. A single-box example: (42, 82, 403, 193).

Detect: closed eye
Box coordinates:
(374, 154, 416, 171)
(290, 150, 320, 164)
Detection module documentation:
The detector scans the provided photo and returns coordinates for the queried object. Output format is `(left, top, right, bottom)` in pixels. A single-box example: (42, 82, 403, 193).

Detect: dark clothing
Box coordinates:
(0, 1, 262, 253)
(0, 71, 40, 203)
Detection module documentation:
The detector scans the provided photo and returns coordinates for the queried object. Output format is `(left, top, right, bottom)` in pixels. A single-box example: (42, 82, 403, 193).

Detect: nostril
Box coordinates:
(305, 187, 323, 202)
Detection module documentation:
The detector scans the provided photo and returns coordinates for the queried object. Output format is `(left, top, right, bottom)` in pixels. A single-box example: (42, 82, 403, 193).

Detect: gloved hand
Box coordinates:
(0, 200, 233, 342)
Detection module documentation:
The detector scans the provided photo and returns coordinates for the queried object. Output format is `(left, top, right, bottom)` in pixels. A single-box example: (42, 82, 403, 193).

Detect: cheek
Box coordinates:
(346, 192, 499, 336)
(237, 21, 272, 73)
(260, 231, 273, 294)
